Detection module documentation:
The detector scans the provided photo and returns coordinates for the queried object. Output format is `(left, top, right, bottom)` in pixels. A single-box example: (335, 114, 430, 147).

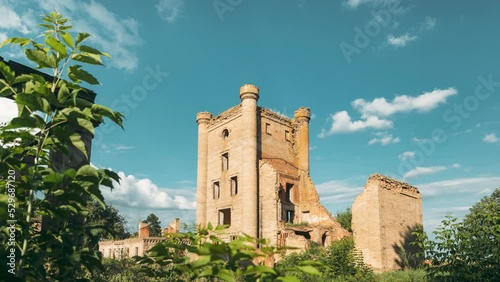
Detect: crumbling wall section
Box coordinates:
(352, 174, 422, 272)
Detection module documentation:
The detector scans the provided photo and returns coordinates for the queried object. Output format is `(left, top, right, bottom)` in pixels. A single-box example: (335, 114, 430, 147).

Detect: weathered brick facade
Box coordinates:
(352, 174, 423, 272)
(196, 84, 348, 255)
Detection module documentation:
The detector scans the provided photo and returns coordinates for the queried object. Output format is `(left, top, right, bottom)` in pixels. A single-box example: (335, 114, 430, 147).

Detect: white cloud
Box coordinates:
(114, 144, 135, 150)
(156, 0, 184, 23)
(421, 17, 436, 31)
(102, 171, 196, 210)
(398, 151, 415, 160)
(404, 163, 460, 179)
(344, 0, 399, 9)
(387, 33, 417, 48)
(0, 32, 8, 43)
(368, 132, 400, 145)
(353, 88, 458, 118)
(0, 98, 17, 125)
(316, 179, 364, 205)
(417, 176, 500, 198)
(483, 133, 499, 144)
(320, 111, 392, 136)
(0, 3, 30, 34)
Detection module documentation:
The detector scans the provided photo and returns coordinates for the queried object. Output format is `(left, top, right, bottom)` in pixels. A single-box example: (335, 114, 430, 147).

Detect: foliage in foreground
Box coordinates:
(0, 12, 123, 281)
(277, 237, 373, 282)
(414, 187, 500, 282)
(135, 223, 323, 282)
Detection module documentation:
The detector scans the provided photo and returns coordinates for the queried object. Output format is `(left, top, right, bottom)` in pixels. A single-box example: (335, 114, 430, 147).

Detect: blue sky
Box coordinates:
(1, 0, 499, 236)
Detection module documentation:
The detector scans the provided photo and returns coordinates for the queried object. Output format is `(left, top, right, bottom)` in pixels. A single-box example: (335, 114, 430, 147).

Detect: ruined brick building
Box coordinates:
(196, 84, 349, 253)
(196, 84, 422, 270)
(99, 218, 180, 258)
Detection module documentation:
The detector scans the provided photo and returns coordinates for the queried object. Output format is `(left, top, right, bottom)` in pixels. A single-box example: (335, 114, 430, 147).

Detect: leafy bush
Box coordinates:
(413, 188, 500, 282)
(136, 223, 322, 282)
(277, 236, 373, 281)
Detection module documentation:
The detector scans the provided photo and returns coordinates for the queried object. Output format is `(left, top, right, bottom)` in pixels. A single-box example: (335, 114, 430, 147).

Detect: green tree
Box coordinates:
(416, 188, 500, 281)
(0, 12, 123, 281)
(84, 200, 131, 250)
(335, 206, 352, 232)
(144, 213, 162, 237)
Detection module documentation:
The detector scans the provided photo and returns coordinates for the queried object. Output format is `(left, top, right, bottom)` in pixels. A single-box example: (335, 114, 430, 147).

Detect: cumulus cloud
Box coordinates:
(321, 88, 457, 137)
(404, 163, 460, 179)
(386, 33, 417, 48)
(483, 133, 499, 144)
(102, 171, 196, 210)
(353, 88, 458, 117)
(316, 179, 364, 206)
(1, 0, 142, 71)
(156, 0, 184, 23)
(320, 111, 392, 136)
(0, 98, 17, 125)
(398, 151, 415, 160)
(368, 132, 400, 145)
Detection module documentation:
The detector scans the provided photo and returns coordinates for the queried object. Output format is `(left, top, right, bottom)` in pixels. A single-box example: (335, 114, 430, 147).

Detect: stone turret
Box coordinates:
(196, 111, 212, 226)
(239, 84, 259, 238)
(294, 107, 311, 174)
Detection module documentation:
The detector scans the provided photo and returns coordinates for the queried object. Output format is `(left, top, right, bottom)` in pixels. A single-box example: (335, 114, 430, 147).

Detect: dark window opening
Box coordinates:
(322, 233, 327, 246)
(294, 230, 311, 240)
(230, 176, 238, 196)
(285, 130, 290, 141)
(222, 153, 229, 171)
(222, 129, 229, 139)
(285, 183, 293, 203)
(265, 123, 271, 135)
(213, 181, 220, 199)
(135, 247, 139, 256)
(286, 210, 295, 223)
(219, 208, 231, 226)
(230, 235, 237, 241)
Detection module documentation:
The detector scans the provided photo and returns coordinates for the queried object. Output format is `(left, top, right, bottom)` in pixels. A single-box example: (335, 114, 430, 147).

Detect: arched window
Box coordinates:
(222, 129, 229, 139)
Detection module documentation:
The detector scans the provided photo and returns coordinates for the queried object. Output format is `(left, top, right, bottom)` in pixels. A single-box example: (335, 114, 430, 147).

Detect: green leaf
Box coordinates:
(76, 32, 91, 46)
(78, 45, 112, 58)
(0, 62, 15, 84)
(72, 53, 103, 65)
(61, 32, 74, 48)
(91, 104, 124, 128)
(76, 117, 94, 135)
(25, 48, 57, 68)
(68, 65, 100, 85)
(46, 36, 67, 57)
(70, 133, 88, 159)
(296, 265, 321, 276)
(13, 74, 34, 84)
(4, 115, 45, 130)
(276, 276, 301, 282)
(0, 37, 31, 48)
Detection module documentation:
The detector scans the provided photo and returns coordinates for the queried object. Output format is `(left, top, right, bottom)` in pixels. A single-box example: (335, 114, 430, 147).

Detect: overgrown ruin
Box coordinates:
(195, 84, 423, 268)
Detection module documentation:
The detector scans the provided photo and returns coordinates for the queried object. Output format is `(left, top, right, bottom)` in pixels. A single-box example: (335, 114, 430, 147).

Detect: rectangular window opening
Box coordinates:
(285, 130, 290, 141)
(265, 123, 271, 135)
(222, 153, 229, 171)
(231, 176, 238, 196)
(285, 183, 293, 203)
(213, 181, 220, 199)
(135, 247, 139, 256)
(218, 208, 231, 226)
(286, 210, 295, 224)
